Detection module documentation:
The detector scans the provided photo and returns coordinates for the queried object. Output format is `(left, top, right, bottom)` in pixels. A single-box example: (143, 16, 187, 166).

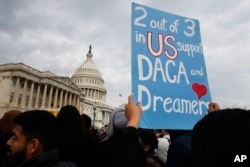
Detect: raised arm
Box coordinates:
(112, 95, 146, 167)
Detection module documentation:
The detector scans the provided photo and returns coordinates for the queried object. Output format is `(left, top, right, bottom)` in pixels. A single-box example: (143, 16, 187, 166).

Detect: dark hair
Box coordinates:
(13, 110, 57, 151)
(57, 105, 83, 129)
(191, 108, 250, 167)
(81, 114, 91, 129)
(139, 129, 158, 155)
(57, 105, 91, 167)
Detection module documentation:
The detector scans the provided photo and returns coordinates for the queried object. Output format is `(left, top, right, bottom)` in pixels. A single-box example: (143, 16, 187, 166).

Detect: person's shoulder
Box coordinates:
(174, 133, 191, 144)
(158, 137, 168, 143)
(169, 134, 192, 153)
(158, 137, 169, 147)
(94, 137, 115, 152)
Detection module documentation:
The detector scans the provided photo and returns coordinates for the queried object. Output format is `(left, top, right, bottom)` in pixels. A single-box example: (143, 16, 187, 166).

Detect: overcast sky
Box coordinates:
(1, 0, 250, 108)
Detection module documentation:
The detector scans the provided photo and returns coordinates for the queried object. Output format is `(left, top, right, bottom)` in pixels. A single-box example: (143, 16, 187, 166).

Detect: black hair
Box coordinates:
(191, 108, 250, 167)
(139, 129, 158, 155)
(57, 105, 83, 129)
(56, 105, 91, 167)
(13, 110, 57, 152)
(81, 114, 91, 129)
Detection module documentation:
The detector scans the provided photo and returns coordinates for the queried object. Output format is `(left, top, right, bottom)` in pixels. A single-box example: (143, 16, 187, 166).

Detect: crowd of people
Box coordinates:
(0, 95, 250, 167)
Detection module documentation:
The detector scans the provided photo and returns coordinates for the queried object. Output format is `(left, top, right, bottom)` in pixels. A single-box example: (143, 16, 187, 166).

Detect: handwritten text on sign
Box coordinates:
(131, 3, 211, 129)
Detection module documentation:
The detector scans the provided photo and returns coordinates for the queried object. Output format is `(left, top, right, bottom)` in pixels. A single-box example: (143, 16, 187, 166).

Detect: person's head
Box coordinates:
(0, 110, 22, 136)
(6, 110, 57, 166)
(81, 113, 91, 130)
(191, 108, 250, 167)
(154, 130, 162, 138)
(104, 124, 108, 133)
(57, 105, 83, 130)
(103, 107, 128, 141)
(98, 128, 105, 136)
(161, 129, 170, 136)
(138, 129, 158, 156)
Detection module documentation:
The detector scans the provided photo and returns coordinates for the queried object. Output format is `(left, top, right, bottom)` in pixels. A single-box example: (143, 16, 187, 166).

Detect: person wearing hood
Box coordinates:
(91, 95, 147, 167)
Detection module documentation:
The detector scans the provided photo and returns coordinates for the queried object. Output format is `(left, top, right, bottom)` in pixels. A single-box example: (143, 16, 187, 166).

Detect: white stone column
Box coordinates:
(41, 84, 48, 109)
(103, 112, 106, 124)
(59, 89, 63, 109)
(103, 111, 106, 125)
(21, 79, 28, 108)
(77, 96, 80, 111)
(64, 91, 68, 105)
(35, 84, 40, 108)
(48, 86, 53, 108)
(69, 93, 72, 105)
(106, 112, 109, 124)
(72, 94, 77, 107)
(28, 81, 34, 109)
(11, 76, 20, 105)
(53, 88, 58, 108)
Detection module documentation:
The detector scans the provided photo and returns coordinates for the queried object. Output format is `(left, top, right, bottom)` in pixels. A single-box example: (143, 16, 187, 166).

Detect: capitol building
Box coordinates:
(0, 46, 114, 128)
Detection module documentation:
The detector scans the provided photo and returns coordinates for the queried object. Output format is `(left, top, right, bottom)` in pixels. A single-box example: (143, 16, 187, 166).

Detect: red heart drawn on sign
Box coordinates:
(192, 83, 207, 99)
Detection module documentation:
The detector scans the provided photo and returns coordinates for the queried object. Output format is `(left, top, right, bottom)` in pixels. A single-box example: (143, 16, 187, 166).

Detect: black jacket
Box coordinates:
(92, 127, 147, 167)
(16, 150, 77, 167)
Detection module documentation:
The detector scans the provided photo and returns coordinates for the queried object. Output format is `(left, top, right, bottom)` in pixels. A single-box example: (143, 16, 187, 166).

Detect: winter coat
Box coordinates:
(91, 127, 147, 167)
(16, 150, 77, 167)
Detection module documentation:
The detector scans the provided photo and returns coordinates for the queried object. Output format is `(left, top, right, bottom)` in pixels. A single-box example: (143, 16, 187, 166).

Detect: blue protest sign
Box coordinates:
(131, 3, 212, 129)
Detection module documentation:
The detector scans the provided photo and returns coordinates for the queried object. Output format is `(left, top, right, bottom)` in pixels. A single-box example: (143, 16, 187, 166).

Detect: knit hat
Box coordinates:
(102, 107, 128, 141)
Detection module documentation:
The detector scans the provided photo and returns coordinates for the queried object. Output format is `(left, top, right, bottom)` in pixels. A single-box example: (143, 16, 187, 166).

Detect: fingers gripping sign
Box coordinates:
(208, 102, 220, 113)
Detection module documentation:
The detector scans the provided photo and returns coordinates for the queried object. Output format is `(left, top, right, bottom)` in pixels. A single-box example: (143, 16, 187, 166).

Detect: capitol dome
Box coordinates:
(71, 45, 107, 102)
